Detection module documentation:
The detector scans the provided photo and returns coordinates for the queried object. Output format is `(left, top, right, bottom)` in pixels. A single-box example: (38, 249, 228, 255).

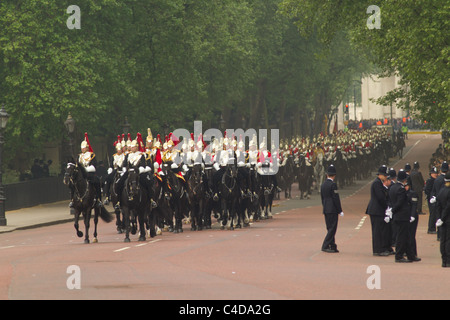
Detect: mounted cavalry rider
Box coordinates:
(144, 128, 156, 169)
(185, 134, 211, 193)
(69, 133, 103, 209)
(161, 134, 188, 190)
(104, 135, 126, 205)
(113, 134, 154, 205)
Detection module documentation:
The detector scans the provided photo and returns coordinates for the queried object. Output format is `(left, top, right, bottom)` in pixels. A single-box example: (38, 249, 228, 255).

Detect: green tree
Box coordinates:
(279, 0, 450, 128)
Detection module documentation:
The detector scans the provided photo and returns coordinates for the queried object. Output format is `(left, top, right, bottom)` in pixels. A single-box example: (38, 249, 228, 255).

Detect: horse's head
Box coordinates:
(63, 162, 77, 186)
(126, 167, 141, 200)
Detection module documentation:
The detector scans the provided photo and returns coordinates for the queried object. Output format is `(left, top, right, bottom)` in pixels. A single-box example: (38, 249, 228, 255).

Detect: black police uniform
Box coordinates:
(430, 162, 449, 239)
(366, 165, 391, 255)
(320, 165, 342, 253)
(410, 162, 425, 214)
(389, 170, 415, 262)
(406, 186, 420, 260)
(425, 167, 438, 233)
(435, 173, 450, 267)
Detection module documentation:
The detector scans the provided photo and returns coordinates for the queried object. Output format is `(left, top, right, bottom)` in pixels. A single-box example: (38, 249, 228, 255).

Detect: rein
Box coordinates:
(68, 164, 90, 203)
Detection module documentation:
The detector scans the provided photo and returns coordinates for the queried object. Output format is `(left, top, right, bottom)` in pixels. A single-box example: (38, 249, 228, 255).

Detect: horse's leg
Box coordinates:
(83, 209, 91, 244)
(174, 203, 183, 233)
(221, 199, 227, 230)
(123, 206, 131, 242)
(138, 209, 146, 241)
(190, 202, 197, 231)
(268, 193, 274, 219)
(264, 194, 269, 218)
(130, 209, 137, 235)
(226, 201, 234, 230)
(115, 204, 123, 234)
(93, 206, 99, 243)
(198, 200, 204, 231)
(74, 209, 83, 238)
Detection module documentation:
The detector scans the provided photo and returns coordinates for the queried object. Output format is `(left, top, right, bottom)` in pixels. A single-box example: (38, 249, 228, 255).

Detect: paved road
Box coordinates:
(1, 133, 448, 300)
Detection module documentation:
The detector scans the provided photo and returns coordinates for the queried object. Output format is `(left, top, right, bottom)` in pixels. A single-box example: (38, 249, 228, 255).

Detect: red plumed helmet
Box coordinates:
(81, 132, 93, 153)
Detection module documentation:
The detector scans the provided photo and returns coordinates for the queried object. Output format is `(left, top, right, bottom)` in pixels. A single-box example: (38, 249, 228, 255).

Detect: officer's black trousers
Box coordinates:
(409, 216, 418, 257)
(440, 220, 450, 266)
(370, 215, 390, 254)
(394, 220, 415, 261)
(322, 213, 338, 250)
(428, 203, 436, 233)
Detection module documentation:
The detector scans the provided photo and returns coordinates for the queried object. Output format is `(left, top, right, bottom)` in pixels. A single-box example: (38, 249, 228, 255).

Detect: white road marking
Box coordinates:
(355, 216, 367, 230)
(0, 245, 15, 250)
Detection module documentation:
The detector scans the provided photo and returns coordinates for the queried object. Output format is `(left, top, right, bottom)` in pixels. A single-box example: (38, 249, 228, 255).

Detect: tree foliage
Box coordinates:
(279, 0, 450, 128)
(0, 0, 372, 172)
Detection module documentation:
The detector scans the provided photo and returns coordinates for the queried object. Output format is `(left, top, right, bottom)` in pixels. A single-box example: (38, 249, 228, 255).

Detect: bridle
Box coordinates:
(66, 163, 90, 203)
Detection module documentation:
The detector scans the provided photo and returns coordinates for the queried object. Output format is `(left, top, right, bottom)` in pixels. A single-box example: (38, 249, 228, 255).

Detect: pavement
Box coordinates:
(0, 201, 73, 233)
(0, 130, 442, 235)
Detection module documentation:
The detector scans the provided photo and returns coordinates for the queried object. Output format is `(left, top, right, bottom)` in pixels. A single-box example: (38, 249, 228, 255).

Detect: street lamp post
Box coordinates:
(64, 113, 76, 158)
(0, 104, 10, 226)
(122, 116, 131, 135)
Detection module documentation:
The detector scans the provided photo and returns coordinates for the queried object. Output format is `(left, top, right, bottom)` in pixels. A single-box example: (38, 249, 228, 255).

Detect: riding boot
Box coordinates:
(103, 180, 111, 205)
(94, 181, 103, 208)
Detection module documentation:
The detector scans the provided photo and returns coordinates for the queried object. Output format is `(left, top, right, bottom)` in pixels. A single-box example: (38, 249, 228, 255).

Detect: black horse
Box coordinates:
(236, 165, 252, 228)
(202, 166, 216, 229)
(259, 167, 275, 219)
(278, 155, 295, 199)
(150, 171, 171, 236)
(108, 170, 125, 233)
(187, 164, 205, 231)
(394, 132, 406, 159)
(163, 164, 190, 233)
(219, 164, 239, 230)
(63, 161, 113, 244)
(247, 164, 262, 222)
(120, 167, 150, 242)
(297, 154, 313, 199)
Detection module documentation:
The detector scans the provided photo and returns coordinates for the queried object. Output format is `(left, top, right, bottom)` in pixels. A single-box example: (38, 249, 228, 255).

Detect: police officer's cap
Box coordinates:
(388, 168, 396, 179)
(327, 164, 337, 175)
(430, 166, 438, 174)
(413, 161, 420, 169)
(397, 169, 408, 182)
(442, 162, 449, 173)
(404, 163, 411, 171)
(377, 165, 388, 176)
(445, 172, 450, 182)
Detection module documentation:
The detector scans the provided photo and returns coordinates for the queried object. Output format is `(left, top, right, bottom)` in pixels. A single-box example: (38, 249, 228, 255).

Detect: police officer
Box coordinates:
(389, 169, 416, 263)
(430, 161, 449, 240)
(410, 162, 425, 214)
(320, 164, 343, 253)
(425, 166, 439, 234)
(366, 165, 391, 256)
(405, 179, 421, 261)
(435, 172, 450, 267)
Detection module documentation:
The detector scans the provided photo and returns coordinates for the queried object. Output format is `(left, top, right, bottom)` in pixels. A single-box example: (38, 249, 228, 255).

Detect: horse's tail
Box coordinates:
(99, 206, 114, 223)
